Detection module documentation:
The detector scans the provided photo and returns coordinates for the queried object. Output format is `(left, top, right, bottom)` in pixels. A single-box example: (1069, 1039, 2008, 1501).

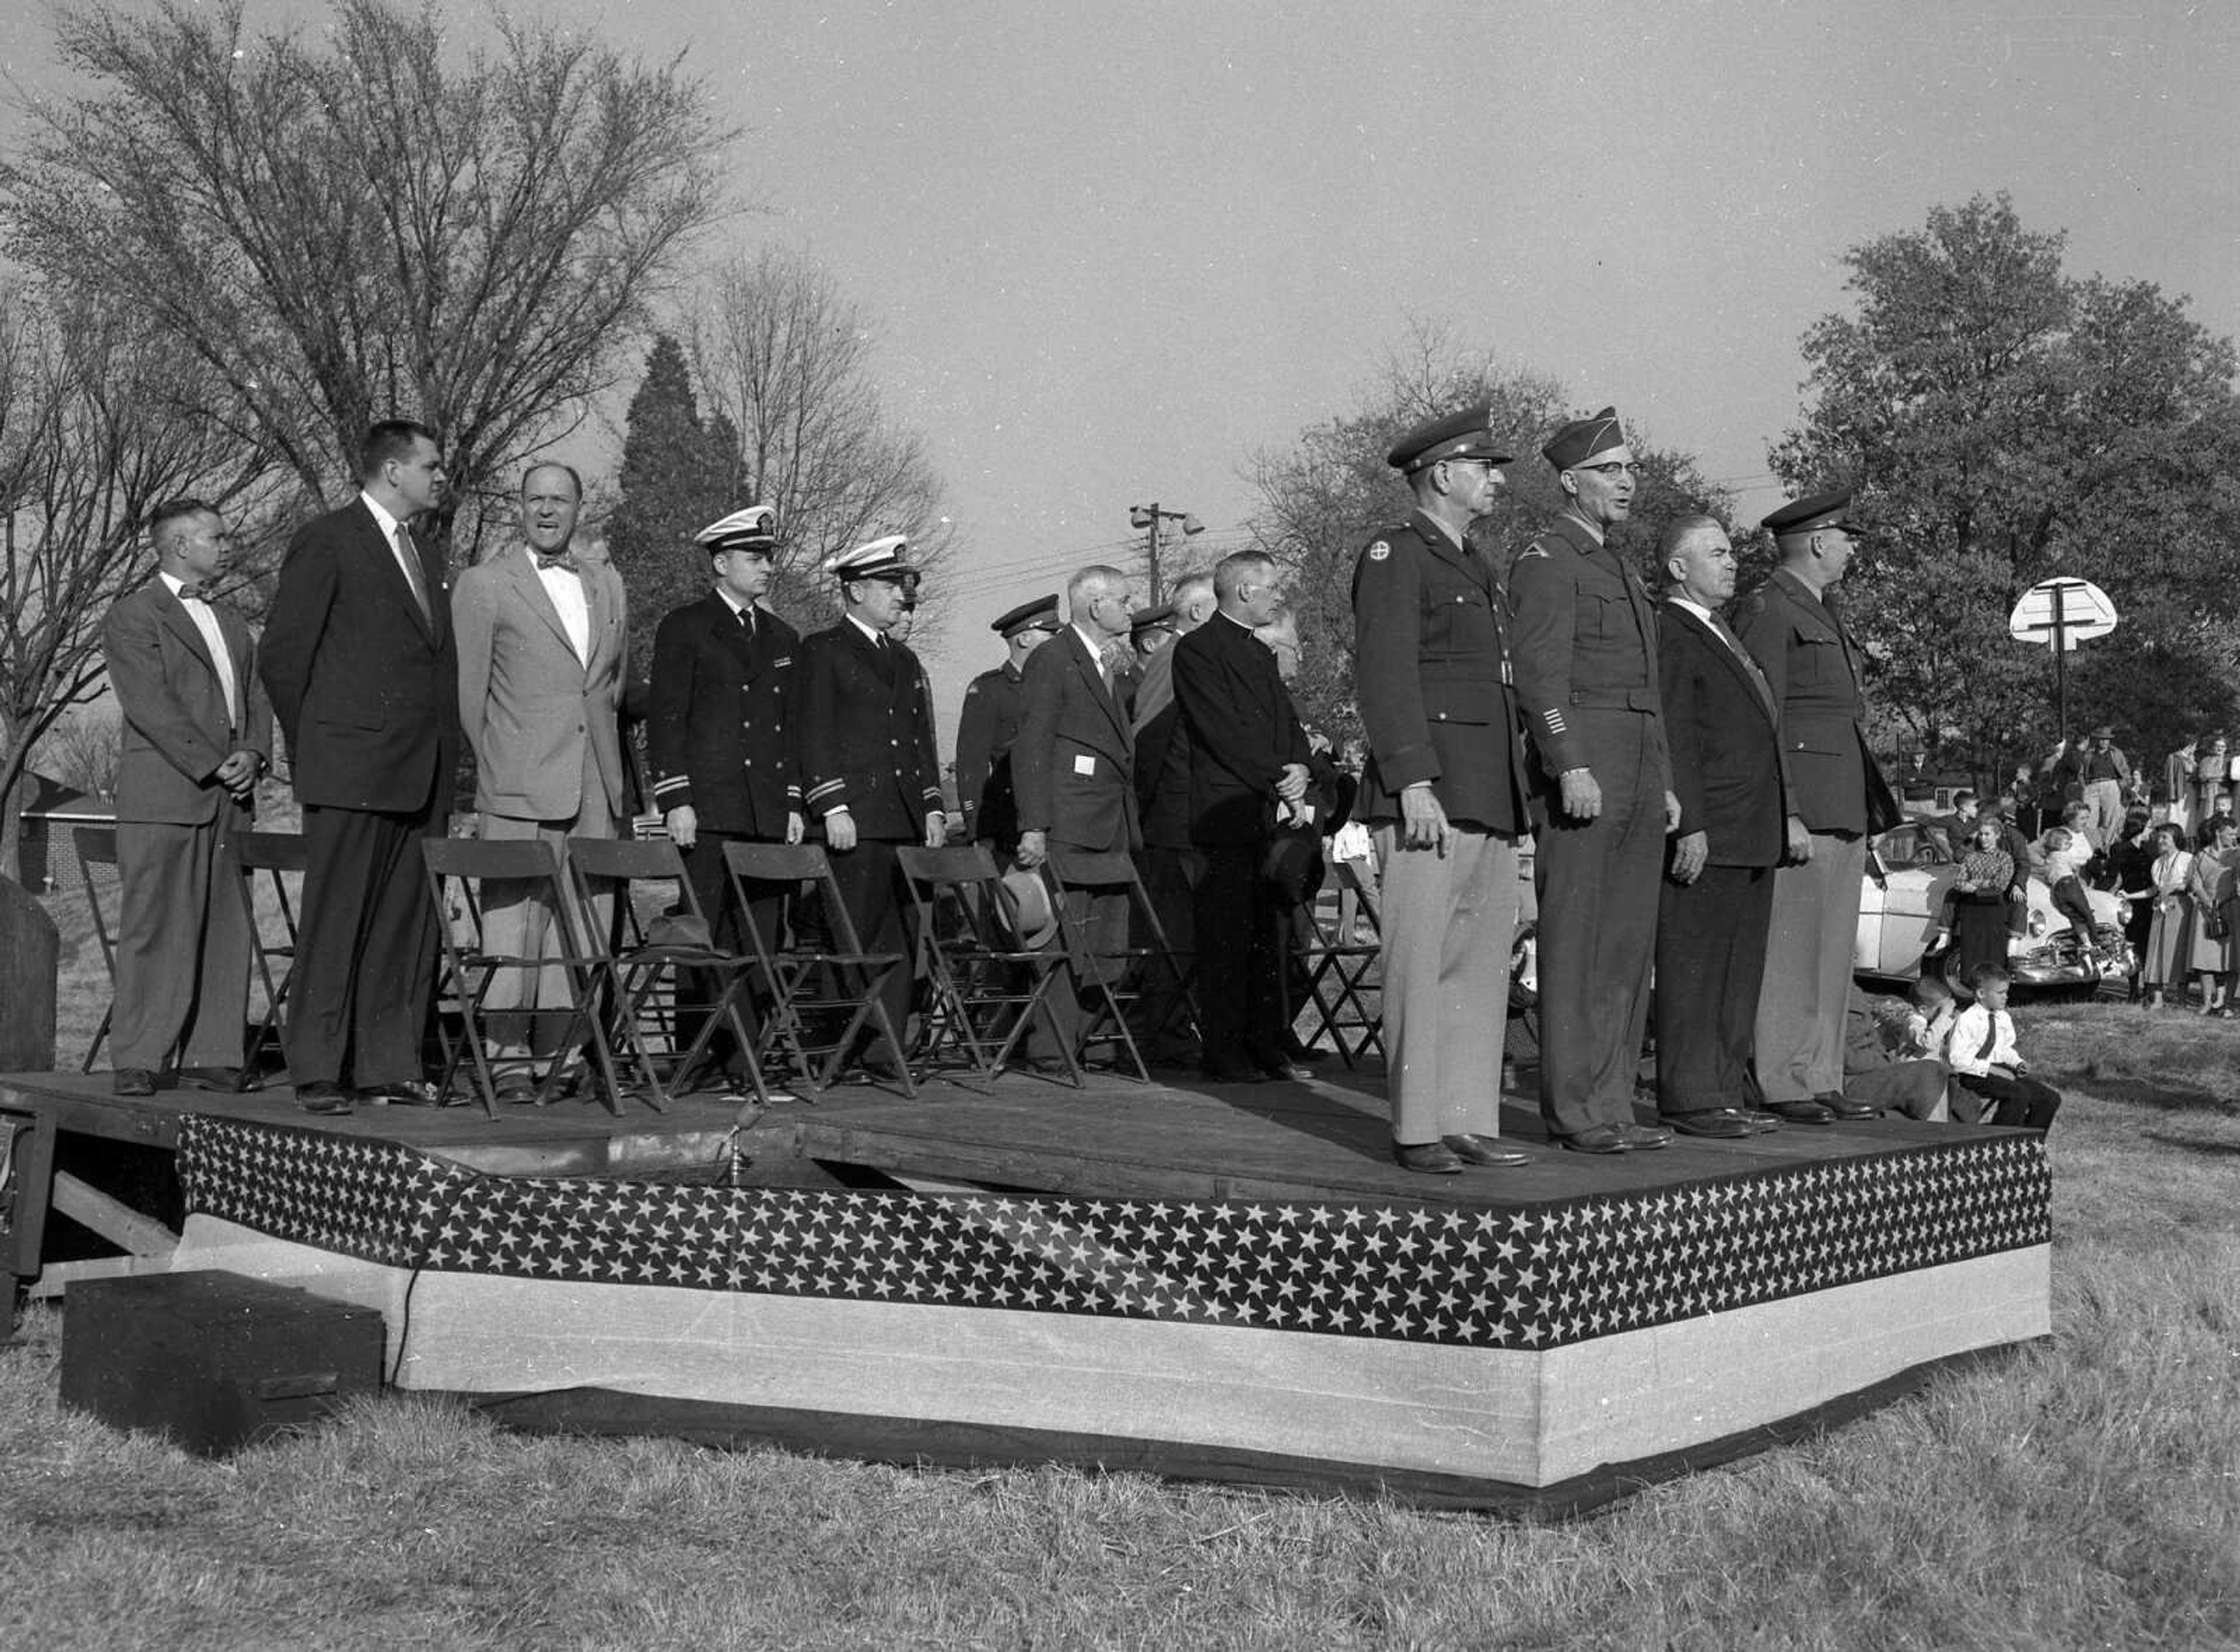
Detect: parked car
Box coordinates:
(1856, 820, 2133, 991)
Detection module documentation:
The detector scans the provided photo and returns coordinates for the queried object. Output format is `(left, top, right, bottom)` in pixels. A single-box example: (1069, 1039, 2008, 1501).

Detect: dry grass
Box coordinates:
(6, 994, 2240, 1647)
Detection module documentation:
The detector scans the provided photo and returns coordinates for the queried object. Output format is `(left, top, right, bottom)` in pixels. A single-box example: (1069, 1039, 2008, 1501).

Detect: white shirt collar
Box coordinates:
(359, 491, 405, 542)
(846, 612, 887, 645)
(158, 570, 200, 601)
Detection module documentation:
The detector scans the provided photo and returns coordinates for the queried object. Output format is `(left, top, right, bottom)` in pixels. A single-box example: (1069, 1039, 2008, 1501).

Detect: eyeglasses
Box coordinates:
(1441, 457, 1502, 475)
(1574, 461, 1643, 479)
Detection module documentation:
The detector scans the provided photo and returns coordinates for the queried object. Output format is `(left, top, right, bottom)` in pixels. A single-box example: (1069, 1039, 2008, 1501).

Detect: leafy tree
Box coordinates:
(1249, 320, 1732, 741)
(1771, 193, 2240, 785)
(685, 246, 954, 639)
(1, 0, 733, 560)
(606, 333, 746, 669)
(0, 288, 270, 870)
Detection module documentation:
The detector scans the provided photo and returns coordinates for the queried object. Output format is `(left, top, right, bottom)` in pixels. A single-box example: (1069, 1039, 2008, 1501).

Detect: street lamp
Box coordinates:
(1128, 503, 1203, 606)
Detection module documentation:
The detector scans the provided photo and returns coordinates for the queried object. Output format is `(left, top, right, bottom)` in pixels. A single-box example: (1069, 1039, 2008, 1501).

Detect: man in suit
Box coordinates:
(451, 462, 628, 1098)
(1014, 565, 1139, 1059)
(953, 594, 1062, 856)
(1352, 406, 1535, 1173)
(1652, 515, 1793, 1138)
(259, 419, 457, 1115)
(646, 505, 802, 1081)
(1735, 488, 1901, 1124)
(1171, 551, 1312, 1084)
(1510, 406, 1679, 1154)
(793, 536, 946, 1065)
(102, 499, 273, 1097)
(1130, 572, 1215, 1061)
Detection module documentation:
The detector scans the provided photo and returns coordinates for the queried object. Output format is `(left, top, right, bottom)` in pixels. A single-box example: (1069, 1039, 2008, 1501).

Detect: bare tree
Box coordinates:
(0, 287, 270, 871)
(1, 0, 736, 558)
(36, 708, 122, 803)
(684, 246, 954, 636)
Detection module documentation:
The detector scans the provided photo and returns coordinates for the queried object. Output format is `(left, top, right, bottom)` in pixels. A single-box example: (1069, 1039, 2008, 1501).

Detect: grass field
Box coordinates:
(6, 912, 2240, 1646)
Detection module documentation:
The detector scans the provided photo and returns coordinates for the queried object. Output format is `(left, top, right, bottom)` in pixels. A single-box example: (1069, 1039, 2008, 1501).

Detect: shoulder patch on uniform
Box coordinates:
(1367, 541, 1391, 562)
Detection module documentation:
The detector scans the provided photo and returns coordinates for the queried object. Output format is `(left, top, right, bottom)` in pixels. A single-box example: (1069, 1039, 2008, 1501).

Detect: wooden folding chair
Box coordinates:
(72, 827, 122, 1073)
(1040, 846, 1198, 1082)
(719, 842, 915, 1097)
(895, 844, 1079, 1084)
(1287, 852, 1384, 1067)
(233, 831, 307, 1088)
(421, 837, 622, 1118)
(564, 835, 769, 1110)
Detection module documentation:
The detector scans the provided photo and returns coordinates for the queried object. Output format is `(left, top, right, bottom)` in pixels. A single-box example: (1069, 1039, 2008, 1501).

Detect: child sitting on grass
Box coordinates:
(2040, 826, 2104, 968)
(1901, 975, 1958, 1060)
(1945, 963, 2062, 1130)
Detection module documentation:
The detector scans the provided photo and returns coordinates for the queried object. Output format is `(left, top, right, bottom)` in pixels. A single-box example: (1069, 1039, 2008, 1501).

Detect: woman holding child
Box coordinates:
(2185, 814, 2240, 1015)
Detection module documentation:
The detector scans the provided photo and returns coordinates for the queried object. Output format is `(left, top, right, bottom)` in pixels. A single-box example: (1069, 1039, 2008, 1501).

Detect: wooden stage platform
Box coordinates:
(1, 1062, 2054, 1513)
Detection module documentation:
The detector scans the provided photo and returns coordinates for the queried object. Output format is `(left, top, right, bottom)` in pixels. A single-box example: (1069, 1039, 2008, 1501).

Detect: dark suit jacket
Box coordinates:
(1014, 627, 1139, 853)
(104, 581, 272, 826)
(1171, 611, 1309, 846)
(1351, 510, 1531, 834)
(258, 497, 457, 813)
(793, 618, 942, 841)
(1733, 566, 1900, 836)
(1657, 601, 1792, 867)
(646, 592, 801, 837)
(953, 660, 1026, 846)
(1131, 643, 1196, 850)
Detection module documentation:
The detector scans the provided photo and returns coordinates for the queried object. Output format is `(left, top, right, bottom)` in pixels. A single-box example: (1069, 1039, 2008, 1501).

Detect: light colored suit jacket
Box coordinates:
(104, 581, 272, 826)
(453, 544, 629, 821)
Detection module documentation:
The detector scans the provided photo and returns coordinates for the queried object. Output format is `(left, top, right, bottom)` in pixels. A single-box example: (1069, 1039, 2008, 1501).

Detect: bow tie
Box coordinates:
(176, 582, 211, 603)
(534, 551, 578, 574)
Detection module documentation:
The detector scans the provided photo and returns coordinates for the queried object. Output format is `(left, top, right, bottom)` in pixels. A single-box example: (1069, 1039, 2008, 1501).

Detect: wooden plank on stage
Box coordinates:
(1, 1063, 2014, 1210)
(50, 1170, 180, 1259)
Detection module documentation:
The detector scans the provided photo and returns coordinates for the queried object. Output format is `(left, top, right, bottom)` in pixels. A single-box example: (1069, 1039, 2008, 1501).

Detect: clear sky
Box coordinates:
(5, 0, 2235, 738)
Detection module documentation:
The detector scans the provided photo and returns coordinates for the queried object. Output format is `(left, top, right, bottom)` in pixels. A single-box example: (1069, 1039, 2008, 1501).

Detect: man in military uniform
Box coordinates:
(952, 594, 1061, 856)
(794, 536, 947, 1066)
(647, 505, 802, 1080)
(1735, 488, 1899, 1124)
(1509, 407, 1678, 1154)
(1352, 406, 1534, 1174)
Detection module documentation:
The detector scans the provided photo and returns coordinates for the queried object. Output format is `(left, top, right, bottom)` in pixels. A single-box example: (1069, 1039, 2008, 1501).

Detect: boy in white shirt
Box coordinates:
(1947, 964, 2062, 1130)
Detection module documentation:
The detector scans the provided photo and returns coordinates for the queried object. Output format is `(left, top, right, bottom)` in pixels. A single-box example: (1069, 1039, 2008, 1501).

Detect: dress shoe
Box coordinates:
(294, 1081, 355, 1116)
(494, 1077, 544, 1106)
(363, 1080, 447, 1108)
(111, 1068, 157, 1097)
(1664, 1108, 1753, 1139)
(1556, 1124, 1633, 1154)
(1616, 1122, 1673, 1150)
(1761, 1098, 1836, 1125)
(1441, 1133, 1531, 1167)
(1812, 1090, 1881, 1121)
(1256, 1058, 1311, 1083)
(1198, 1062, 1268, 1084)
(1281, 1038, 1331, 1065)
(174, 1065, 259, 1093)
(1738, 1108, 1784, 1132)
(1392, 1140, 1465, 1174)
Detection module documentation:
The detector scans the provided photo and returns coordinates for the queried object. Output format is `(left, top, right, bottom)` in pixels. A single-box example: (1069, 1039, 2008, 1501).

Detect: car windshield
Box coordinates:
(1880, 823, 1959, 867)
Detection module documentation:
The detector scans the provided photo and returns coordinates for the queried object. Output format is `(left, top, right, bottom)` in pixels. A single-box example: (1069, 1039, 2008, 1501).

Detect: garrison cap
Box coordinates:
(1542, 407, 1628, 470)
(825, 534, 918, 585)
(1129, 600, 1178, 638)
(693, 503, 776, 554)
(1385, 404, 1514, 474)
(1762, 488, 1870, 540)
(992, 593, 1061, 637)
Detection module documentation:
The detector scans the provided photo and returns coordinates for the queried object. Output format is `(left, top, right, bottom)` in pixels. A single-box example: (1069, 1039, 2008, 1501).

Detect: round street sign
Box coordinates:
(2008, 577, 2117, 651)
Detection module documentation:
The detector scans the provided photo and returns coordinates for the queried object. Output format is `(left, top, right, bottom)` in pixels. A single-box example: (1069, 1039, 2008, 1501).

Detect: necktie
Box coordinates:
(535, 551, 578, 574)
(176, 582, 210, 603)
(739, 605, 756, 639)
(394, 523, 433, 623)
(1977, 1014, 1999, 1061)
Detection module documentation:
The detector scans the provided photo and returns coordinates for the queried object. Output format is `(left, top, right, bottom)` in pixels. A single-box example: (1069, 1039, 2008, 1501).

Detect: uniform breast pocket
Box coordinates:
(1587, 594, 1631, 640)
(1794, 634, 1840, 685)
(1426, 587, 1491, 653)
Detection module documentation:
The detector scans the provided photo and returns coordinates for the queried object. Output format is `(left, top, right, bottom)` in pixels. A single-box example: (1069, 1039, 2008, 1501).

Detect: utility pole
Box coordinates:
(1128, 503, 1204, 606)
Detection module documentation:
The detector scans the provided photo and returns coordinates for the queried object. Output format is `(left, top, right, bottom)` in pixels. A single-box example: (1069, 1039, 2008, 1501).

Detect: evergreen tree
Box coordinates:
(607, 334, 746, 670)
